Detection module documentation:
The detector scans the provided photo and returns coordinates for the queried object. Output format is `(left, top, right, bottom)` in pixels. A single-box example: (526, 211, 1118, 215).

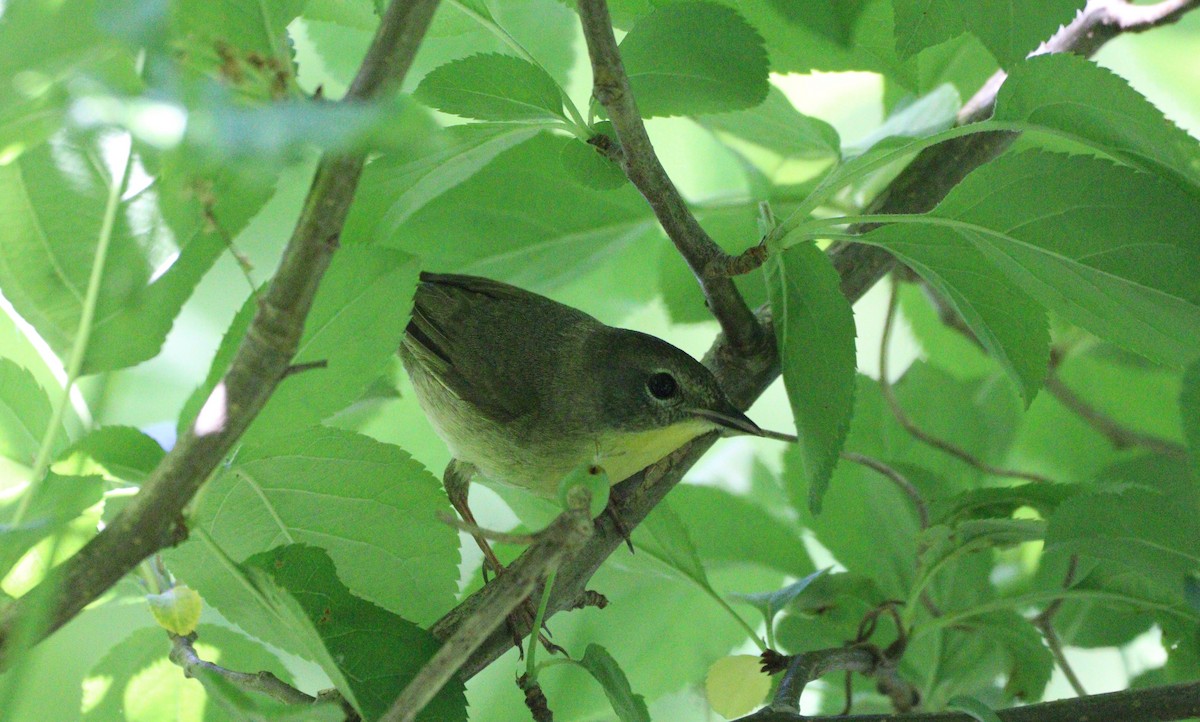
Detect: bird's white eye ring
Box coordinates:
(646, 371, 679, 401)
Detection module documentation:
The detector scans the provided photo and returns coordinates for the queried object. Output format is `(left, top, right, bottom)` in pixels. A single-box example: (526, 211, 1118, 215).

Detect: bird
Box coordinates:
(400, 272, 793, 574)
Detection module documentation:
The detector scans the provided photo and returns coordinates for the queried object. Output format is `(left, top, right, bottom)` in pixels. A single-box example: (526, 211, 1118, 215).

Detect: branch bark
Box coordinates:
(430, 0, 1200, 683)
(736, 680, 1200, 722)
(576, 0, 767, 355)
(0, 0, 443, 665)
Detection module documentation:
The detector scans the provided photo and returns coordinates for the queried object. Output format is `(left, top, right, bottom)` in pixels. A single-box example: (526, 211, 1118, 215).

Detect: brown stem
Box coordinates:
(575, 0, 767, 354)
(168, 633, 320, 706)
(0, 0, 443, 666)
(879, 279, 1054, 484)
(841, 452, 930, 530)
(1044, 376, 1188, 460)
(1032, 555, 1088, 697)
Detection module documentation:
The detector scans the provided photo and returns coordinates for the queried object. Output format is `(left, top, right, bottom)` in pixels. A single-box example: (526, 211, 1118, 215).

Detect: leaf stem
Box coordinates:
(11, 139, 133, 526)
(525, 568, 557, 680)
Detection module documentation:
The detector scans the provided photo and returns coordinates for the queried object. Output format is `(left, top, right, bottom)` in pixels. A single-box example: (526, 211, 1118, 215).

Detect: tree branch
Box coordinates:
(575, 0, 767, 355)
(429, 0, 1200, 683)
(384, 506, 593, 722)
(168, 633, 320, 707)
(1044, 375, 1189, 460)
(0, 0, 443, 666)
(735, 680, 1200, 721)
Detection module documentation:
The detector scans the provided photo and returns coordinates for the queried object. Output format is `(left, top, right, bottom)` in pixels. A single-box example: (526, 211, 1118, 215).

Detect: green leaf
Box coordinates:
(767, 0, 867, 47)
(948, 694, 1003, 722)
(0, 359, 58, 467)
(847, 83, 960, 156)
(619, 2, 769, 118)
(180, 247, 419, 441)
(972, 611, 1053, 701)
(240, 544, 466, 722)
(960, 0, 1085, 68)
(559, 131, 627, 191)
(669, 484, 814, 578)
(167, 427, 459, 641)
(0, 473, 103, 578)
(697, 86, 840, 161)
(731, 568, 828, 628)
(1184, 359, 1200, 478)
(0, 135, 272, 373)
(414, 53, 565, 122)
(345, 123, 542, 242)
(766, 242, 857, 512)
(146, 584, 202, 636)
(58, 426, 165, 485)
(868, 230, 1049, 404)
(635, 500, 708, 587)
(876, 151, 1200, 370)
(192, 673, 343, 722)
(1047, 456, 1199, 579)
(82, 624, 299, 722)
(996, 54, 1200, 196)
(171, 0, 306, 97)
(929, 482, 1080, 525)
(892, 0, 965, 59)
(572, 644, 651, 722)
(390, 133, 658, 289)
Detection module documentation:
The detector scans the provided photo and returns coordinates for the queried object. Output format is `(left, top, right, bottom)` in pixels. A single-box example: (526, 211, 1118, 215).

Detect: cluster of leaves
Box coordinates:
(0, 0, 1198, 720)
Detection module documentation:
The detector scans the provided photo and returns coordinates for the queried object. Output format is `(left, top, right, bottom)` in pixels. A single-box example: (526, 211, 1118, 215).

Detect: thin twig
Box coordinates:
(438, 512, 538, 544)
(0, 0, 444, 665)
(765, 645, 917, 716)
(575, 0, 766, 354)
(1032, 555, 1088, 697)
(841, 452, 930, 529)
(168, 632, 318, 706)
(380, 506, 593, 722)
(917, 279, 1188, 461)
(879, 279, 1054, 484)
(1044, 376, 1188, 460)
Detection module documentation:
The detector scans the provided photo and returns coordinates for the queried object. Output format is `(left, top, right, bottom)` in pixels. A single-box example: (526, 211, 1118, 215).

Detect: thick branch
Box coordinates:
(0, 0, 443, 664)
(736, 680, 1200, 721)
(575, 0, 766, 354)
(432, 0, 1200, 681)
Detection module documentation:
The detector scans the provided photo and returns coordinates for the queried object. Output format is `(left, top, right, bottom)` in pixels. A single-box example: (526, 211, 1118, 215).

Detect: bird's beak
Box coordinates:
(687, 405, 798, 443)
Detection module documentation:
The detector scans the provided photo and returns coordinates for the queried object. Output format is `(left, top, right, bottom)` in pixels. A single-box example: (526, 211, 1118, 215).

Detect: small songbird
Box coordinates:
(399, 272, 792, 567)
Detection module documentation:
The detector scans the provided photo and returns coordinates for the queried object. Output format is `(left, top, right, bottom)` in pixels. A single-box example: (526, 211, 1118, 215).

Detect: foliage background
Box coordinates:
(0, 0, 1198, 720)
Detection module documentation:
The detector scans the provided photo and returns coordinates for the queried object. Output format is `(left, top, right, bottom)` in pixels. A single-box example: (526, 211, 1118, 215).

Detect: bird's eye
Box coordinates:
(646, 371, 679, 401)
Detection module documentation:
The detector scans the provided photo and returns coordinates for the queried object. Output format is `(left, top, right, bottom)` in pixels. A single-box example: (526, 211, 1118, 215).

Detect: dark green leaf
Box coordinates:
(1046, 456, 1199, 579)
(1183, 359, 1200, 478)
(390, 133, 658, 289)
(767, 0, 867, 47)
(972, 611, 1053, 701)
(573, 644, 651, 722)
(167, 428, 459, 641)
(766, 242, 857, 512)
(180, 247, 419, 441)
(0, 359, 58, 467)
(635, 500, 708, 587)
(619, 2, 769, 118)
(960, 0, 1085, 68)
(996, 54, 1200, 195)
(193, 673, 343, 721)
(82, 624, 301, 722)
(414, 53, 565, 122)
(892, 0, 965, 59)
(560, 131, 627, 191)
(871, 151, 1200, 370)
(241, 544, 466, 722)
(867, 228, 1049, 404)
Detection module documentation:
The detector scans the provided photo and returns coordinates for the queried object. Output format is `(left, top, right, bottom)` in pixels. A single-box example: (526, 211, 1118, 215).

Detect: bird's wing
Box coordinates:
(404, 272, 551, 423)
